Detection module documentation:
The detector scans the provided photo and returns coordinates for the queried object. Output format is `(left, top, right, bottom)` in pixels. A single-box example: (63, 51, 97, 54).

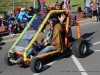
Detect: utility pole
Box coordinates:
(33, 0, 35, 8)
(11, 0, 14, 16)
(12, 0, 14, 16)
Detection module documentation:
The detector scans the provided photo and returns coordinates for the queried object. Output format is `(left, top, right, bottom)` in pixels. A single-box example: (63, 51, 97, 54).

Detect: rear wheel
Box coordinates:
(4, 53, 14, 66)
(30, 58, 43, 73)
(72, 38, 89, 58)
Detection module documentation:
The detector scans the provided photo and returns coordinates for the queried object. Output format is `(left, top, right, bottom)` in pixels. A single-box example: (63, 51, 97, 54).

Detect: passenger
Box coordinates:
(36, 13, 66, 56)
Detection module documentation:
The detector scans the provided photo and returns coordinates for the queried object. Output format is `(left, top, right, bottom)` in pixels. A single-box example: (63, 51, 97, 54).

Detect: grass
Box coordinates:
(0, 0, 84, 15)
(46, 0, 84, 12)
(71, 0, 84, 12)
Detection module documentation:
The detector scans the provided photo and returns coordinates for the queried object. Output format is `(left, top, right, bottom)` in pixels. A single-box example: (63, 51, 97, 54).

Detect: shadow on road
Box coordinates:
(81, 31, 97, 42)
(41, 52, 72, 72)
(0, 42, 6, 45)
(42, 65, 51, 72)
(0, 37, 6, 50)
(0, 37, 3, 50)
(86, 49, 94, 57)
(0, 71, 3, 74)
(0, 31, 9, 37)
(0, 47, 2, 50)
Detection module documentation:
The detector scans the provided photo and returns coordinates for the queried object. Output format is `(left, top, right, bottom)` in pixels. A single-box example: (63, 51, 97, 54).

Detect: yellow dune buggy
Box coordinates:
(4, 10, 89, 73)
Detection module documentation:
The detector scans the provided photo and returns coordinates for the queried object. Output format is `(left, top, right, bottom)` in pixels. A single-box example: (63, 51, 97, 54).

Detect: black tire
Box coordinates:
(4, 53, 14, 66)
(72, 38, 89, 58)
(30, 58, 43, 73)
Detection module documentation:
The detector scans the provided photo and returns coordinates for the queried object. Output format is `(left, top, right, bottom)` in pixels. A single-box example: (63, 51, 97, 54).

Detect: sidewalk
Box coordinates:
(0, 26, 21, 37)
(0, 18, 92, 40)
(0, 26, 22, 40)
(0, 26, 8, 36)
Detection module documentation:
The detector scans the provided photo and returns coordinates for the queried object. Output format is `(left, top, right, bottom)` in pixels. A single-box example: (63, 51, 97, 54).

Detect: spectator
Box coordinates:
(96, 0, 99, 4)
(6, 9, 14, 22)
(18, 8, 32, 28)
(76, 6, 85, 21)
(84, 0, 86, 9)
(47, 5, 52, 11)
(64, 0, 71, 13)
(97, 0, 100, 20)
(85, 0, 92, 18)
(28, 7, 34, 21)
(0, 15, 4, 26)
(37, 0, 41, 9)
(0, 15, 3, 19)
(6, 9, 18, 26)
(91, 0, 99, 22)
(24, 8, 29, 13)
(90, 2, 94, 15)
(28, 7, 34, 16)
(55, 1, 64, 10)
(43, 5, 49, 14)
(14, 8, 20, 19)
(39, 0, 45, 10)
(0, 15, 9, 32)
(38, 10, 46, 19)
(6, 9, 17, 36)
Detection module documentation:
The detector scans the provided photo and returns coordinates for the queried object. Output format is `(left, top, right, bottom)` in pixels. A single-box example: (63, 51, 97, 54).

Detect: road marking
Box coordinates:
(92, 50, 100, 52)
(33, 52, 71, 75)
(71, 55, 88, 75)
(1, 38, 17, 43)
(89, 50, 100, 53)
(89, 41, 100, 47)
(33, 74, 40, 75)
(92, 41, 100, 45)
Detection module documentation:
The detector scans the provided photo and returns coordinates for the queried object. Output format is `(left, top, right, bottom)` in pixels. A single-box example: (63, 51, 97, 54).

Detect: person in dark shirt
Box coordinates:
(28, 7, 34, 21)
(37, 0, 41, 9)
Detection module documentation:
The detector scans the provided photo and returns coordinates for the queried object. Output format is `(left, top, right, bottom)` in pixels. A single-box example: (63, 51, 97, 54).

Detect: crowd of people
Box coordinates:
(0, 0, 100, 36)
(1, 0, 100, 56)
(84, 0, 100, 22)
(0, 7, 34, 36)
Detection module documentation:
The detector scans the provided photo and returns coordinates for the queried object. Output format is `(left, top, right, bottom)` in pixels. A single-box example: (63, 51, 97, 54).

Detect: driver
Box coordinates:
(36, 13, 66, 56)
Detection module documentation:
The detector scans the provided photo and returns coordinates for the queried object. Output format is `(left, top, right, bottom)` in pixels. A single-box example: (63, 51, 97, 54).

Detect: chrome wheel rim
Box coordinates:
(81, 44, 87, 53)
(35, 61, 42, 70)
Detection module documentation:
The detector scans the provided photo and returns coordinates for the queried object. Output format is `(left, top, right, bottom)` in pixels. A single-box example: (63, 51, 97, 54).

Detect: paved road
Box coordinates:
(0, 22, 100, 75)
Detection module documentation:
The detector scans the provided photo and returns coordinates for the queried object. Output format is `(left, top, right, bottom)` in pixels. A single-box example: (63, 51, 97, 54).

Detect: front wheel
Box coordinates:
(72, 38, 89, 58)
(30, 58, 43, 73)
(4, 53, 14, 66)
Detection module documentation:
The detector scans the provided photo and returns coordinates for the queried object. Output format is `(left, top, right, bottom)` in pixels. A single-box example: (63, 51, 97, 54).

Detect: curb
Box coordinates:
(78, 19, 92, 24)
(2, 33, 20, 40)
(1, 19, 92, 41)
